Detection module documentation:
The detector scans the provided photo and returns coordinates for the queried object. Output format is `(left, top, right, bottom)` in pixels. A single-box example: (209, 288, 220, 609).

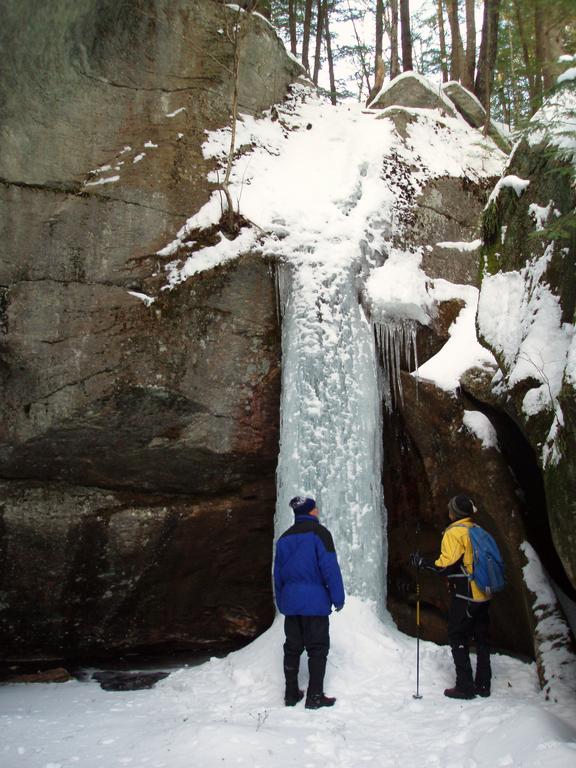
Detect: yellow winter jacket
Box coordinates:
(435, 518, 489, 602)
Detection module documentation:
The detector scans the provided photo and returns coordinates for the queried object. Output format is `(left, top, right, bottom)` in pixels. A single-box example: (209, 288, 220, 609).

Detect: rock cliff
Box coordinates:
(477, 80, 576, 595)
(0, 0, 301, 660)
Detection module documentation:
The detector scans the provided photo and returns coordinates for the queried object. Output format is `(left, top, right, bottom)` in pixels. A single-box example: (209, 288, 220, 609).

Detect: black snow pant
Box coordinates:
(448, 598, 491, 691)
(283, 615, 330, 697)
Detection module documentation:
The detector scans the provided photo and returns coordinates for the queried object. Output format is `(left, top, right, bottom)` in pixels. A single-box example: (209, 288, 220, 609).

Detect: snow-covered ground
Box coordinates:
(1, 599, 575, 768)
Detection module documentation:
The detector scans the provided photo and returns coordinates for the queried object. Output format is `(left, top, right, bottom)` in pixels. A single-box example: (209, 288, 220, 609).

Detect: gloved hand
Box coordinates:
(409, 552, 425, 568)
(410, 553, 437, 571)
(334, 605, 343, 612)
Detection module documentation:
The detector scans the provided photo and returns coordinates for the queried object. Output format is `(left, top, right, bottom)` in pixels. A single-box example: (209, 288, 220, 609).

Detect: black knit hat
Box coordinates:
(289, 496, 316, 515)
(448, 495, 475, 519)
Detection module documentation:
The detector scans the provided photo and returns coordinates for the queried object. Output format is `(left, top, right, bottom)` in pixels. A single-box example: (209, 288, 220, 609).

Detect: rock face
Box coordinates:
(406, 176, 491, 288)
(385, 375, 535, 655)
(477, 81, 576, 593)
(369, 77, 570, 659)
(0, 0, 301, 660)
(377, 163, 536, 655)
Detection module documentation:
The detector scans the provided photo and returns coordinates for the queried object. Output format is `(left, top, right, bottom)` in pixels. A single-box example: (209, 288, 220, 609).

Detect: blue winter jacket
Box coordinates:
(274, 513, 345, 616)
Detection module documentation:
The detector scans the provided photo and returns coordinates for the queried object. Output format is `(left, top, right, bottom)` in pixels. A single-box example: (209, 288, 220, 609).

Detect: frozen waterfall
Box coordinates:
(275, 261, 386, 610)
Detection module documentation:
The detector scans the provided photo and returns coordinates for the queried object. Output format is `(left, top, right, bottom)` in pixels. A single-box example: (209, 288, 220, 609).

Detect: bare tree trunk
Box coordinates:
(288, 0, 298, 56)
(221, 7, 248, 234)
(498, 83, 510, 128)
(367, 55, 386, 105)
(375, 0, 384, 75)
(347, 0, 372, 95)
(446, 0, 465, 82)
(533, 1, 545, 104)
(464, 0, 476, 90)
(508, 20, 520, 125)
(390, 0, 400, 79)
(399, 0, 413, 71)
(302, 0, 314, 74)
(312, 0, 326, 84)
(474, 0, 501, 110)
(437, 0, 449, 82)
(512, 0, 537, 111)
(324, 3, 337, 105)
(534, 0, 565, 91)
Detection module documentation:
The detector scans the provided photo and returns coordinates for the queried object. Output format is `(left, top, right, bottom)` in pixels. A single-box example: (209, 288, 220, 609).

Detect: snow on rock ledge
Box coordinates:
(365, 247, 433, 325)
(521, 541, 576, 702)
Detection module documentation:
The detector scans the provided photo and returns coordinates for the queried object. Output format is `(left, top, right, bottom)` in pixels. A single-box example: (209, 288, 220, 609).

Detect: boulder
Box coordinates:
(369, 72, 457, 116)
(0, 667, 73, 685)
(0, 0, 299, 661)
(442, 81, 512, 154)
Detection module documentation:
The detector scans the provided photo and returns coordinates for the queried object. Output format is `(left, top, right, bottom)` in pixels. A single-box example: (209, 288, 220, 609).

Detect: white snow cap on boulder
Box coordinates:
(365, 248, 433, 325)
(368, 71, 457, 116)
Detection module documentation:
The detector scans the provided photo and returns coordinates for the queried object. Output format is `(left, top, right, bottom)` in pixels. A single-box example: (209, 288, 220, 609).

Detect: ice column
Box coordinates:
(275, 262, 386, 610)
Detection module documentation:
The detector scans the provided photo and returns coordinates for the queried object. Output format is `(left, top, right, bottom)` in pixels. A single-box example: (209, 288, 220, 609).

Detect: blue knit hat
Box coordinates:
(289, 496, 316, 515)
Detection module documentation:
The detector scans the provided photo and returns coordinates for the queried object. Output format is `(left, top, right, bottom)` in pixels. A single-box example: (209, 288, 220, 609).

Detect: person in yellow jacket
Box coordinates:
(410, 494, 491, 700)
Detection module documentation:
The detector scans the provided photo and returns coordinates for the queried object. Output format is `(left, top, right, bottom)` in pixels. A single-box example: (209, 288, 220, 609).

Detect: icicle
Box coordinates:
(374, 319, 420, 412)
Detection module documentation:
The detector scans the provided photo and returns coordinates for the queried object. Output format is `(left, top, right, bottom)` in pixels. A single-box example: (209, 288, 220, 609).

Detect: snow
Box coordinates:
(144, 141, 158, 149)
(521, 543, 576, 702)
(477, 249, 574, 441)
(83, 175, 120, 187)
(166, 107, 186, 118)
(435, 239, 482, 251)
(566, 332, 576, 387)
(365, 247, 433, 325)
(127, 291, 155, 306)
(487, 174, 530, 205)
(557, 67, 576, 84)
(286, 49, 306, 71)
(528, 201, 554, 231)
(1, 598, 575, 768)
(528, 84, 576, 163)
(158, 85, 504, 286)
(133, 153, 145, 164)
(463, 410, 499, 449)
(417, 280, 497, 392)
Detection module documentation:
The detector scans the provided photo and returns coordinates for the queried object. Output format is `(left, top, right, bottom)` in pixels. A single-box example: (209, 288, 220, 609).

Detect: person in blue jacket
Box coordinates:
(274, 495, 345, 709)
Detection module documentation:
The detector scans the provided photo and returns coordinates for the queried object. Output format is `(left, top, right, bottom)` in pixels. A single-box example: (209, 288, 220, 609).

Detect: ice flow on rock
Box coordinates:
(275, 260, 387, 610)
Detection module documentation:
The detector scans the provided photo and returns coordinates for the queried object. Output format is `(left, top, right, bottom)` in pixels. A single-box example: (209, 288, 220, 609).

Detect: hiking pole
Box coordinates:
(413, 560, 423, 700)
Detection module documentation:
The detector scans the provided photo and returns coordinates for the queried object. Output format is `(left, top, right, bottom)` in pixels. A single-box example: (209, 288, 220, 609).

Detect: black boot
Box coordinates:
(474, 645, 491, 697)
(444, 685, 475, 700)
(305, 693, 336, 709)
(448, 643, 474, 699)
(305, 656, 336, 708)
(285, 689, 304, 706)
(284, 656, 303, 706)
